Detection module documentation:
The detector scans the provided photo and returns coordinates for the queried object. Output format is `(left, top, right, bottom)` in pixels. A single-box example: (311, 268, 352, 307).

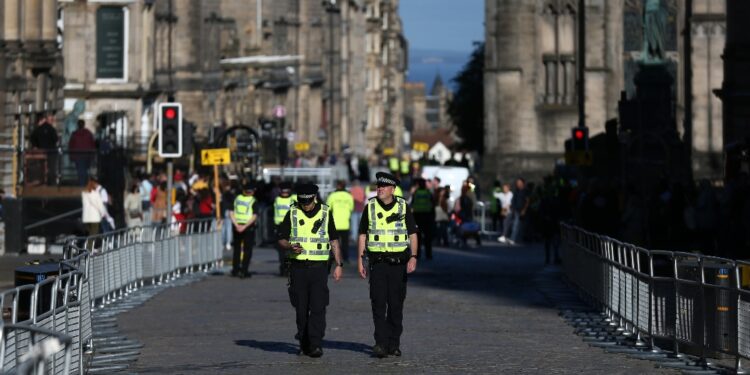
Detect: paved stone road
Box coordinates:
(118, 242, 677, 374)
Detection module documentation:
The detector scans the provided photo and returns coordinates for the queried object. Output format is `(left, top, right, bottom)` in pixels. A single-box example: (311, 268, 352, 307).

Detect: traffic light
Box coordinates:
(571, 126, 589, 151)
(158, 103, 182, 158)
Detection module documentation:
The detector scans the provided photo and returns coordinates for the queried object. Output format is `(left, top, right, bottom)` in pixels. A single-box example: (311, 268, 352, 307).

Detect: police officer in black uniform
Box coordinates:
(357, 172, 418, 358)
(277, 183, 343, 358)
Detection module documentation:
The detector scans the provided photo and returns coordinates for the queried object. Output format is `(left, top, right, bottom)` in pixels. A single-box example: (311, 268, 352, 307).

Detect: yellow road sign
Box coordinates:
(383, 147, 395, 156)
(565, 150, 593, 166)
(201, 148, 231, 166)
(413, 142, 429, 152)
(294, 142, 310, 152)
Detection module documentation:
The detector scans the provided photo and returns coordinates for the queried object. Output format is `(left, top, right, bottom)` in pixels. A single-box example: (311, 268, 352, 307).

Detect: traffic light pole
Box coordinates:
(577, 0, 586, 129)
(279, 116, 285, 179)
(167, 161, 173, 227)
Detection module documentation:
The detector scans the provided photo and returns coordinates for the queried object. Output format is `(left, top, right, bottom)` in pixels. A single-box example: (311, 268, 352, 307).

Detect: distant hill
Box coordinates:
(407, 48, 471, 93)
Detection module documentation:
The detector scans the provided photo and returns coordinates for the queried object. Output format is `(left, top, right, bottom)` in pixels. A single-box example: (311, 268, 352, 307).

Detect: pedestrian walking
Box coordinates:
(229, 182, 258, 278)
(274, 182, 296, 276)
(499, 178, 529, 245)
(357, 172, 418, 358)
(326, 180, 354, 263)
(277, 183, 343, 358)
(435, 187, 451, 246)
(81, 177, 107, 236)
(124, 182, 143, 228)
(350, 179, 366, 242)
(411, 178, 435, 259)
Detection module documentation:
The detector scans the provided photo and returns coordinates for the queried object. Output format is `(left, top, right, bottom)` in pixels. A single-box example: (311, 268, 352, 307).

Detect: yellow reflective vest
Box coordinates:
(400, 159, 409, 175)
(274, 194, 297, 225)
(394, 185, 403, 198)
(288, 204, 331, 261)
(366, 197, 409, 252)
(233, 195, 256, 224)
(326, 190, 354, 231)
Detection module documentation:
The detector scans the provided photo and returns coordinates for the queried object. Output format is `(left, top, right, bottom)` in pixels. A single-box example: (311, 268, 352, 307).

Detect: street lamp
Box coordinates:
(323, 0, 339, 156)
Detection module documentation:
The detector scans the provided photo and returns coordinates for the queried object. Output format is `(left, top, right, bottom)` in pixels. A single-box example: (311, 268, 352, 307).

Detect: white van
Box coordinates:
(421, 166, 470, 206)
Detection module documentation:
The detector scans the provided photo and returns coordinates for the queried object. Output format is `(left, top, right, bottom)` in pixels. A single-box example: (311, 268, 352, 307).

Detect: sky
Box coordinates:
(399, 0, 484, 53)
(398, 0, 484, 90)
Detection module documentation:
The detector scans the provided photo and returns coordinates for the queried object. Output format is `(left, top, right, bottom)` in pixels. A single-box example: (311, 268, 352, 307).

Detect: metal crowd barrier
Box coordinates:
(561, 223, 749, 372)
(1, 218, 221, 374)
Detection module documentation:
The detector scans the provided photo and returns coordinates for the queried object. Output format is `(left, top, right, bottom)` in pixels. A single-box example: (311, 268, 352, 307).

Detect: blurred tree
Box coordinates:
(448, 42, 484, 155)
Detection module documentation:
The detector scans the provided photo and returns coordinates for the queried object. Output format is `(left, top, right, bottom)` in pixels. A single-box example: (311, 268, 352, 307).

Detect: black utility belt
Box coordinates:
(289, 259, 329, 268)
(367, 251, 409, 265)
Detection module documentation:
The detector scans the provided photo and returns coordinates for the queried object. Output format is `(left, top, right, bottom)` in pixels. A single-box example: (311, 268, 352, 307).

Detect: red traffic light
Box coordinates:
(574, 129, 585, 140)
(164, 108, 177, 120)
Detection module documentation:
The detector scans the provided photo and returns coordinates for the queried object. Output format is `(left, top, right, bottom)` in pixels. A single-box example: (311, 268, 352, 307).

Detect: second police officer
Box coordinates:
(229, 182, 258, 278)
(277, 183, 343, 358)
(273, 182, 296, 276)
(357, 172, 418, 358)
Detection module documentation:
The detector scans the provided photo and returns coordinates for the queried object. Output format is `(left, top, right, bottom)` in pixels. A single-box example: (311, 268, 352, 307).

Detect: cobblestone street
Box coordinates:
(118, 243, 676, 374)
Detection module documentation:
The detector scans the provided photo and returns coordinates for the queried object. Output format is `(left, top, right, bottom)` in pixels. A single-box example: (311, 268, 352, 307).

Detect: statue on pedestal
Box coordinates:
(641, 0, 667, 64)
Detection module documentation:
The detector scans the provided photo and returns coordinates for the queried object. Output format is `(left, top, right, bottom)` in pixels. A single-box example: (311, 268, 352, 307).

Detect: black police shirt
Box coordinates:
(358, 197, 418, 235)
(277, 202, 338, 241)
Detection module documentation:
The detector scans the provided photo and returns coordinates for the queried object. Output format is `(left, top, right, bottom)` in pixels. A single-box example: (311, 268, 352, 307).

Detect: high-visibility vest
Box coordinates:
(411, 188, 433, 213)
(400, 159, 410, 175)
(288, 204, 331, 261)
(274, 194, 297, 225)
(233, 195, 256, 224)
(388, 157, 399, 172)
(326, 190, 354, 231)
(394, 185, 403, 198)
(366, 197, 409, 252)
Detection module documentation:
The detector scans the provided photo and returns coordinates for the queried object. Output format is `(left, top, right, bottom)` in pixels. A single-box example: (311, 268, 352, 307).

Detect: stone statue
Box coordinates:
(63, 99, 86, 147)
(641, 0, 667, 64)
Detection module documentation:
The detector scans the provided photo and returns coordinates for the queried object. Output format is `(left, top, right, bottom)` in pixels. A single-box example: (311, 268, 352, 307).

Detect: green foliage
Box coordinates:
(448, 43, 484, 155)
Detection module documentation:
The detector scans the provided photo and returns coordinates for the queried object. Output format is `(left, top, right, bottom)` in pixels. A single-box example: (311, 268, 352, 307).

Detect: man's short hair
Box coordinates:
(77, 120, 85, 129)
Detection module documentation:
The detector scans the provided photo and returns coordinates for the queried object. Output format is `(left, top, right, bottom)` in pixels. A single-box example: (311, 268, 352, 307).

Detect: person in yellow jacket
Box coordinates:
(326, 180, 354, 264)
(357, 172, 418, 358)
(229, 182, 258, 278)
(278, 183, 343, 358)
(274, 182, 296, 276)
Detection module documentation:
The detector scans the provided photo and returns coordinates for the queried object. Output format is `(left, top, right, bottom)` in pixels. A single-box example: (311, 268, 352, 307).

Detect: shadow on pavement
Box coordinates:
(235, 339, 298, 354)
(321, 340, 371, 354)
(235, 339, 371, 355)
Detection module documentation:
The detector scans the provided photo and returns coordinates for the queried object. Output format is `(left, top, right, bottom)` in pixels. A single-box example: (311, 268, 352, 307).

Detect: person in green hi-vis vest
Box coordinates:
(326, 180, 355, 263)
(278, 183, 343, 358)
(229, 182, 258, 279)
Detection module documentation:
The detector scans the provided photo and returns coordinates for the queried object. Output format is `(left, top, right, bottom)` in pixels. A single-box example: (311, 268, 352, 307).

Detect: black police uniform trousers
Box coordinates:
(368, 252, 408, 350)
(232, 225, 255, 274)
(413, 213, 434, 259)
(288, 260, 329, 350)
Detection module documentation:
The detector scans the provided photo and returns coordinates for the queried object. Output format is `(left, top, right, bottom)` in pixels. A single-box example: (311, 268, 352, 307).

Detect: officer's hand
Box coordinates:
(333, 265, 342, 282)
(291, 243, 303, 254)
(358, 262, 367, 279)
(407, 257, 417, 274)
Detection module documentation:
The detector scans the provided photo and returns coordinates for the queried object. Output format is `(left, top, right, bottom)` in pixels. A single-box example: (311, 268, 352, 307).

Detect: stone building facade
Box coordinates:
(58, 0, 407, 166)
(484, 0, 725, 181)
(1, 0, 64, 192)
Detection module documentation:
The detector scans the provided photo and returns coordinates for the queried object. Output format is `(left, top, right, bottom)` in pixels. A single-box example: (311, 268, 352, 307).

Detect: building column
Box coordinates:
(4, 0, 20, 40)
(41, 0, 56, 41)
(23, 0, 41, 42)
